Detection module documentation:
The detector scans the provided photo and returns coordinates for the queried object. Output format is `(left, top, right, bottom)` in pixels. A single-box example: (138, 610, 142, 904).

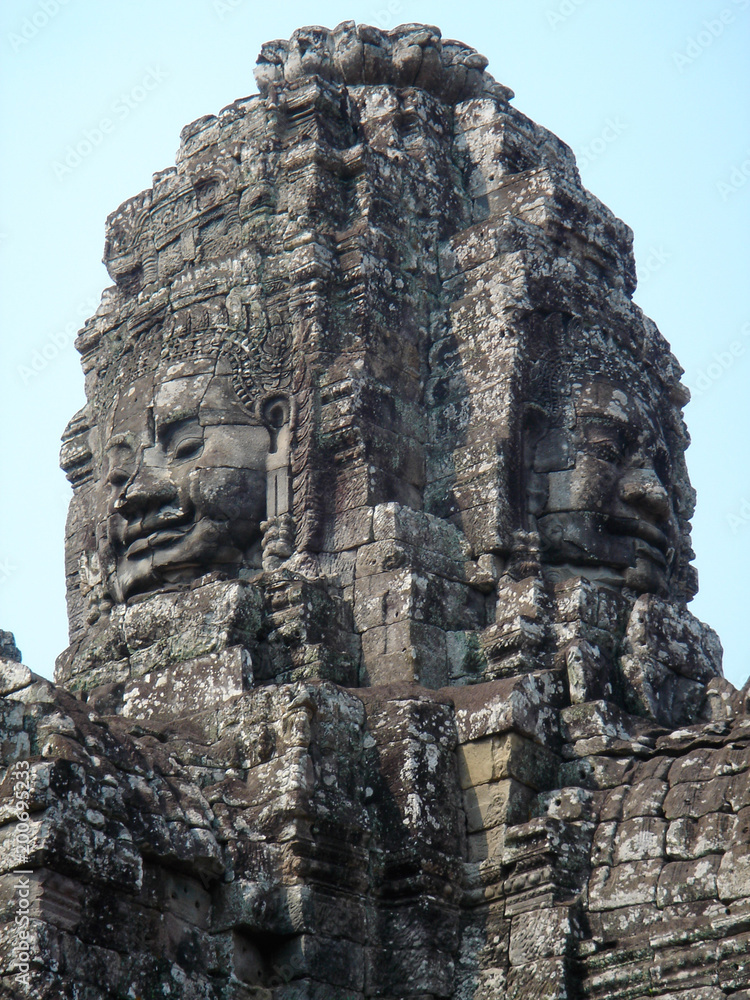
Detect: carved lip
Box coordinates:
(120, 505, 192, 558)
(607, 516, 671, 556)
(124, 526, 191, 559)
(633, 537, 668, 568)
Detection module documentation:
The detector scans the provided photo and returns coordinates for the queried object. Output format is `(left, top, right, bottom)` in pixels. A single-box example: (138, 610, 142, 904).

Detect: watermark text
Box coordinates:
(687, 321, 750, 398)
(673, 0, 749, 72)
(547, 0, 590, 30)
(8, 0, 72, 53)
(6, 760, 34, 991)
(18, 295, 98, 383)
(53, 68, 168, 181)
(717, 149, 750, 201)
(638, 245, 672, 284)
(576, 117, 628, 171)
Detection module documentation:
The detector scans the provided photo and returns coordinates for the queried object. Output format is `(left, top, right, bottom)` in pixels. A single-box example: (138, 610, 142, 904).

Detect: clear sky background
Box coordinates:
(1, 0, 748, 687)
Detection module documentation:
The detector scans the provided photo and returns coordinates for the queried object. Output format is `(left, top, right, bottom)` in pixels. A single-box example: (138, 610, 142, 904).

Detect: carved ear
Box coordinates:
(523, 403, 549, 443)
(261, 395, 292, 519)
(260, 395, 292, 452)
(60, 406, 94, 488)
(260, 393, 296, 569)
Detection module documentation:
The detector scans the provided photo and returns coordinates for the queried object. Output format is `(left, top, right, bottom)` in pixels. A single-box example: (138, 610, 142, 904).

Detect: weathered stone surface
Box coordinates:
(613, 816, 667, 863)
(666, 813, 738, 860)
(656, 856, 722, 906)
(588, 859, 663, 911)
(0, 635, 21, 664)
(456, 731, 559, 791)
(0, 658, 31, 697)
(1, 18, 746, 1000)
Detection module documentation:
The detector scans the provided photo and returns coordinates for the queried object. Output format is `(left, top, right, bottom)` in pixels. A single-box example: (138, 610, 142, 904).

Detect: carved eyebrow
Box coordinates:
(155, 408, 201, 435)
(581, 417, 631, 437)
(106, 433, 137, 452)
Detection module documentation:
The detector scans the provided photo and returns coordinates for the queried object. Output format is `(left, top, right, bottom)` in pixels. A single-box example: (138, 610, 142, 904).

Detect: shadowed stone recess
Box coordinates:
(1, 20, 748, 1000)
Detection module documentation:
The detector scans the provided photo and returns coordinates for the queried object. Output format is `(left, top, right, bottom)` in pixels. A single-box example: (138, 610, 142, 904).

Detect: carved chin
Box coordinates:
(623, 557, 669, 596)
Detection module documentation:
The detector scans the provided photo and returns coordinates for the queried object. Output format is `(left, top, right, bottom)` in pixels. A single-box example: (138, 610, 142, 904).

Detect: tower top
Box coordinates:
(253, 21, 513, 104)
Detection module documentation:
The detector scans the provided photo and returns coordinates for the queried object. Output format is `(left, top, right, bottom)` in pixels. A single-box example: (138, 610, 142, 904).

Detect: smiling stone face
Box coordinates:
(98, 365, 269, 601)
(528, 379, 678, 596)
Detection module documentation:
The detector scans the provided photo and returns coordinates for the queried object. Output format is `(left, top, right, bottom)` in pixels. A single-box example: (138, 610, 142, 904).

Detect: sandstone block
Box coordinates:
(656, 856, 722, 907)
(613, 817, 666, 863)
(456, 732, 559, 791)
(122, 647, 249, 719)
(463, 777, 534, 833)
(505, 956, 569, 1000)
(621, 778, 669, 819)
(360, 619, 448, 687)
(508, 906, 576, 964)
(663, 778, 735, 820)
(718, 844, 750, 901)
(559, 755, 634, 791)
(589, 902, 662, 942)
(666, 814, 738, 860)
(588, 860, 662, 911)
(0, 658, 32, 697)
(452, 672, 566, 745)
(467, 822, 507, 863)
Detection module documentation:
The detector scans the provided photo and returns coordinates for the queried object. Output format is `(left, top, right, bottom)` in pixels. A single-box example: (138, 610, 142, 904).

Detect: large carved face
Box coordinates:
(97, 363, 269, 601)
(528, 379, 678, 596)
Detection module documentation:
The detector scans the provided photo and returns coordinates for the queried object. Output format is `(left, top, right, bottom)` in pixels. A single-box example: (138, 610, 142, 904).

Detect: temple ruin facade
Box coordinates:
(2, 22, 750, 1000)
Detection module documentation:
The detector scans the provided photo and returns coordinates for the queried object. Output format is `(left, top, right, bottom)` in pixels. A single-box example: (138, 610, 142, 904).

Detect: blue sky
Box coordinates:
(1, 0, 748, 686)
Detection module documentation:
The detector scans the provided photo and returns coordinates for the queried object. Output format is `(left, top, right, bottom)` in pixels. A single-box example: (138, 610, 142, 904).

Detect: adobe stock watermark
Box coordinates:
(638, 245, 672, 284)
(726, 497, 750, 535)
(673, 0, 749, 72)
(716, 150, 750, 201)
(368, 0, 404, 30)
(547, 0, 590, 30)
(6, 760, 34, 992)
(52, 67, 168, 181)
(576, 117, 628, 171)
(686, 321, 750, 399)
(7, 0, 73, 53)
(212, 0, 244, 19)
(0, 557, 18, 586)
(18, 295, 99, 384)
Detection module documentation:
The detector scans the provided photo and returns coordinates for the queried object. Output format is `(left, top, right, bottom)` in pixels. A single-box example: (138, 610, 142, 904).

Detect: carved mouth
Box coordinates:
(123, 524, 192, 560)
(117, 505, 194, 560)
(633, 537, 668, 569)
(607, 515, 671, 555)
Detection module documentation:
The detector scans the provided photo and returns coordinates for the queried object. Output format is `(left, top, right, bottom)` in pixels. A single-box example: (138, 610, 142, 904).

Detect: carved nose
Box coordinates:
(619, 469, 670, 519)
(112, 466, 177, 517)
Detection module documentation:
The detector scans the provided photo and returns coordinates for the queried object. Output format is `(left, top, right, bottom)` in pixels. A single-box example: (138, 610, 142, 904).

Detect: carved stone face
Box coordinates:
(97, 365, 269, 601)
(528, 379, 678, 595)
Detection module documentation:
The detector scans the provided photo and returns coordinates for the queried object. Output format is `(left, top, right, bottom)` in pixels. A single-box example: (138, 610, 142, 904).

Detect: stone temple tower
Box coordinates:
(2, 22, 750, 1000)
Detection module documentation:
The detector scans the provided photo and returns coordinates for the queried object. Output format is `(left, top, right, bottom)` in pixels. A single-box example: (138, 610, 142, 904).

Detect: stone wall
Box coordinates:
(3, 650, 750, 998)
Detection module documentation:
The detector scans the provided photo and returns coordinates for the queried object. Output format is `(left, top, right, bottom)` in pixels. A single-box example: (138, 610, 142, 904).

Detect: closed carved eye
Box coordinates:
(159, 416, 204, 461)
(588, 439, 622, 463)
(172, 437, 203, 461)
